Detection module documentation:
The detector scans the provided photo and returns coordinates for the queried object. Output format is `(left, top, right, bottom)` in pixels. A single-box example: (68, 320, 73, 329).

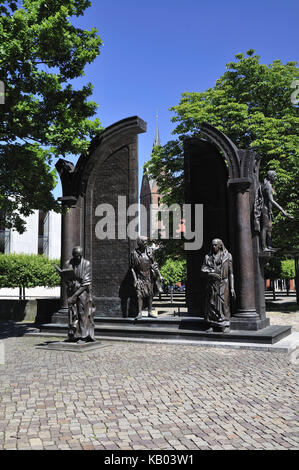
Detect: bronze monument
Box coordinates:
(254, 170, 293, 251)
(130, 238, 163, 320)
(201, 239, 235, 333)
(60, 246, 95, 342)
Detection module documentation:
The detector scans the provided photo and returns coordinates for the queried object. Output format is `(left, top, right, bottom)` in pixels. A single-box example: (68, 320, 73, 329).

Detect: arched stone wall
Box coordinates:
(56, 116, 146, 318)
(184, 123, 269, 330)
(83, 117, 146, 316)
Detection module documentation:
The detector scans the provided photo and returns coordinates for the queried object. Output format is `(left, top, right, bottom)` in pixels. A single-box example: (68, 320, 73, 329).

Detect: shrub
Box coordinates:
(160, 258, 186, 287)
(0, 253, 60, 290)
(280, 259, 295, 279)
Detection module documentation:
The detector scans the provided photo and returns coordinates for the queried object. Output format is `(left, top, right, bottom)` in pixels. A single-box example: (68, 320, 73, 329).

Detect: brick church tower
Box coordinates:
(140, 114, 162, 238)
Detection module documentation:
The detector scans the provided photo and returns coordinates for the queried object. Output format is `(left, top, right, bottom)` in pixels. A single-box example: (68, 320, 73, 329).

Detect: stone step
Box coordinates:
(39, 319, 291, 345)
(94, 316, 182, 329)
(152, 302, 186, 307)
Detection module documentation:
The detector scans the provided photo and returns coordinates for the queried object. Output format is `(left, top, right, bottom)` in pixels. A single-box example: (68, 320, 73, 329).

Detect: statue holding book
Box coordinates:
(55, 246, 95, 342)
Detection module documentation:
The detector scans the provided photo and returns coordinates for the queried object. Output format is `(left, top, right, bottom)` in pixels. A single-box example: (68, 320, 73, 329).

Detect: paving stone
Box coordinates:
(0, 324, 298, 450)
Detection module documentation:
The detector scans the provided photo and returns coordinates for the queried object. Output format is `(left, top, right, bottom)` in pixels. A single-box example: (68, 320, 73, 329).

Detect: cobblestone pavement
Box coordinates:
(267, 311, 299, 331)
(0, 322, 298, 451)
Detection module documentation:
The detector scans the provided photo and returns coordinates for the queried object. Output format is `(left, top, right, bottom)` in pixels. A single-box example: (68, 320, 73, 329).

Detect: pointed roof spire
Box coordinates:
(153, 110, 161, 147)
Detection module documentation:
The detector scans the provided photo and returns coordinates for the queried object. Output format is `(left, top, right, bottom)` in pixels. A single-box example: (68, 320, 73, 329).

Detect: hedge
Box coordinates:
(0, 253, 60, 289)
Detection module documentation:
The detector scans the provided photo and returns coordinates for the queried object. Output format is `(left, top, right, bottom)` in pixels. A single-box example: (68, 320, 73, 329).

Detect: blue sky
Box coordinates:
(54, 0, 298, 197)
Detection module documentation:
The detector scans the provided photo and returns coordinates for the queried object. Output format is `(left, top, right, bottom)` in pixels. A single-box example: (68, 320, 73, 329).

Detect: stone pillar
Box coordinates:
(52, 196, 77, 323)
(229, 179, 260, 327)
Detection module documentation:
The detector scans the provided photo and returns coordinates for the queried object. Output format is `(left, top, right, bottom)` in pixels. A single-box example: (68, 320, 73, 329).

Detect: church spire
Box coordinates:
(153, 111, 161, 147)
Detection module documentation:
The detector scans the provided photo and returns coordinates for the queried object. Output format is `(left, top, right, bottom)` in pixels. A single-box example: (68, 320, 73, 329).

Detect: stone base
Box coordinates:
(50, 297, 138, 322)
(230, 317, 270, 331)
(36, 340, 108, 353)
(93, 297, 123, 317)
(51, 307, 68, 324)
(38, 318, 291, 345)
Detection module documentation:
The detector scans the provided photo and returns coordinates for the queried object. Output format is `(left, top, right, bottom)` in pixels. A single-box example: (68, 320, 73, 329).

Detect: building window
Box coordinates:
(38, 211, 49, 255)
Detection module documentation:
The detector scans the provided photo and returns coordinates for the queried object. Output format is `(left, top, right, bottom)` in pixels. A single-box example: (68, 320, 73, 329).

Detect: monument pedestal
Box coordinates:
(38, 317, 292, 345)
(230, 317, 270, 331)
(51, 306, 68, 324)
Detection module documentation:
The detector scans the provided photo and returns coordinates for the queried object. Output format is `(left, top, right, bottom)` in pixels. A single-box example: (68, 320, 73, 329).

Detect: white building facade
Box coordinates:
(0, 210, 61, 259)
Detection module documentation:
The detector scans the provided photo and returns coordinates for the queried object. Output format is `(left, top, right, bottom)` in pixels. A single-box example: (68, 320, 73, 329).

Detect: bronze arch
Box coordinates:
(200, 123, 241, 179)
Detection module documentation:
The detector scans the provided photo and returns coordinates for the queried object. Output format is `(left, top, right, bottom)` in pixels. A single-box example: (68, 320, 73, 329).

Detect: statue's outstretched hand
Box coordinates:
(282, 209, 293, 219)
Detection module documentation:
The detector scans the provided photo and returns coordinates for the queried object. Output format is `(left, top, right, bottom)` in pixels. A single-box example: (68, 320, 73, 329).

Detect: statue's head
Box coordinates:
(136, 237, 147, 252)
(267, 170, 277, 183)
(211, 238, 224, 254)
(72, 246, 83, 262)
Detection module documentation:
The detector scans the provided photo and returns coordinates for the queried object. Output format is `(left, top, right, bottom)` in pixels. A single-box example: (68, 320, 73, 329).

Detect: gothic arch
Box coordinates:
(200, 123, 241, 179)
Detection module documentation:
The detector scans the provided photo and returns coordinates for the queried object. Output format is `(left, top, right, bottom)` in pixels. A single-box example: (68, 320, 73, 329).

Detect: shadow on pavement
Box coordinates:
(0, 321, 37, 339)
(266, 301, 299, 313)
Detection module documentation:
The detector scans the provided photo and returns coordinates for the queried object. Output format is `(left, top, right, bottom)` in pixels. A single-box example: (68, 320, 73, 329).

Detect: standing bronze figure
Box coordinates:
(254, 170, 293, 251)
(201, 239, 235, 333)
(131, 238, 163, 320)
(63, 246, 95, 342)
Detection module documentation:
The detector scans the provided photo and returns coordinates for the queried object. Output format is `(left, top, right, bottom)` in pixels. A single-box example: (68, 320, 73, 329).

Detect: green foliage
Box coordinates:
(160, 258, 186, 287)
(0, 253, 60, 288)
(280, 259, 295, 279)
(264, 257, 283, 281)
(264, 257, 295, 280)
(0, 0, 103, 232)
(153, 238, 186, 265)
(145, 50, 299, 250)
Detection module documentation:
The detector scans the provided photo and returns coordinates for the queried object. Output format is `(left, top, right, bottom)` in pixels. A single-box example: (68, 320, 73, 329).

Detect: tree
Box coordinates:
(264, 257, 283, 281)
(160, 258, 186, 288)
(0, 253, 60, 298)
(0, 0, 102, 232)
(145, 50, 299, 250)
(280, 259, 295, 280)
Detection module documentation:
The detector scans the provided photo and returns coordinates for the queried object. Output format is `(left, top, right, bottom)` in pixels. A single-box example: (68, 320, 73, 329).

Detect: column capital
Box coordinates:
(58, 196, 78, 207)
(228, 178, 252, 192)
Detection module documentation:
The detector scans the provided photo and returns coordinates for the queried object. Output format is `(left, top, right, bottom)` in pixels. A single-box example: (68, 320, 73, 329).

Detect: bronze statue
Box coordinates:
(62, 246, 95, 342)
(130, 238, 163, 320)
(119, 269, 138, 318)
(254, 170, 293, 251)
(201, 239, 235, 333)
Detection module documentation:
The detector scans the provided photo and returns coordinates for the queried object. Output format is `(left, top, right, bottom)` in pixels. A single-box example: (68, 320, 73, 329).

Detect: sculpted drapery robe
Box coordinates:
(130, 249, 154, 298)
(130, 246, 163, 299)
(64, 257, 95, 340)
(201, 248, 234, 326)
